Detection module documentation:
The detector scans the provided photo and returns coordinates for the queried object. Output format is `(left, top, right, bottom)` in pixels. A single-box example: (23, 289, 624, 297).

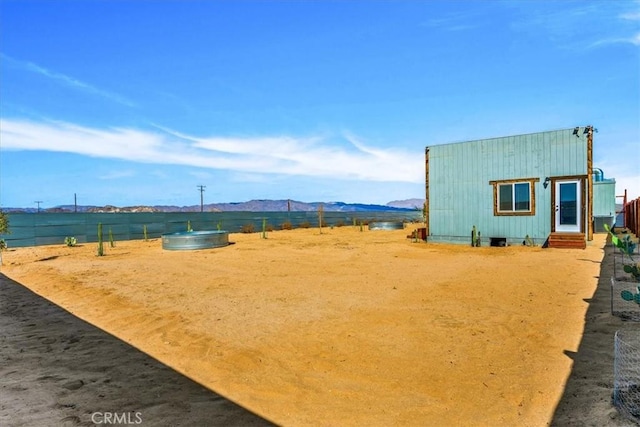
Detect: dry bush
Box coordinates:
(241, 223, 256, 233)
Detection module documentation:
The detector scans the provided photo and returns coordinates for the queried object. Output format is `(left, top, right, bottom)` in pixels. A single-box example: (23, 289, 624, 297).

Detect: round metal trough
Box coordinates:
(162, 230, 229, 250)
(368, 221, 405, 230)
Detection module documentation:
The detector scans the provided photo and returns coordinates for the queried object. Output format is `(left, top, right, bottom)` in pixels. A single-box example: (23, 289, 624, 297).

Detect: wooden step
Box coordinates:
(547, 232, 586, 249)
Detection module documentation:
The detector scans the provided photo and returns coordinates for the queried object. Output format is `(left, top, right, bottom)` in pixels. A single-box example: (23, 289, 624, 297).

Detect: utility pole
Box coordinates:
(197, 185, 206, 212)
(34, 201, 43, 213)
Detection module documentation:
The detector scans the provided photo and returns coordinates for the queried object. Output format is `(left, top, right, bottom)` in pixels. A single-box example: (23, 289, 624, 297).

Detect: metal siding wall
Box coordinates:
(593, 180, 616, 217)
(549, 130, 587, 176)
(428, 128, 587, 243)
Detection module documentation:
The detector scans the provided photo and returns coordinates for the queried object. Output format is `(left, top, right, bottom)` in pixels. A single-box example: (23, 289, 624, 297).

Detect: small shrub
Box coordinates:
(334, 220, 345, 227)
(241, 223, 255, 234)
(299, 221, 311, 229)
(281, 221, 293, 230)
(64, 236, 77, 247)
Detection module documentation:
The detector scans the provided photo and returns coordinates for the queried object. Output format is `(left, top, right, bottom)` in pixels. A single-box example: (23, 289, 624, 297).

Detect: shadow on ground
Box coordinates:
(0, 273, 275, 427)
(551, 240, 637, 426)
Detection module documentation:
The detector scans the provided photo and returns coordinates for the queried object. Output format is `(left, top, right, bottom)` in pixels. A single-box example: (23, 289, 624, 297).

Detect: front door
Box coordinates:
(555, 180, 581, 233)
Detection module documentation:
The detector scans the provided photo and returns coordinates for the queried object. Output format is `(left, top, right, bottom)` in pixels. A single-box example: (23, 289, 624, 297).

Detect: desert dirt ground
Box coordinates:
(0, 225, 634, 426)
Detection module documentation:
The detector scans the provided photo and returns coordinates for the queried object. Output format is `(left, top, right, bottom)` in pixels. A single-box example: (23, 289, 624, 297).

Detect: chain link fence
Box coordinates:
(611, 243, 640, 321)
(0, 211, 422, 248)
(614, 330, 640, 424)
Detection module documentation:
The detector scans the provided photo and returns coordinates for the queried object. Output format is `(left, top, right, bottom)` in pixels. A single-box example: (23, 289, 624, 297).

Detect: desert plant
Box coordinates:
(143, 224, 149, 241)
(471, 226, 482, 247)
(97, 223, 104, 256)
(241, 223, 255, 234)
(187, 220, 193, 232)
(623, 264, 640, 281)
(299, 221, 311, 229)
(607, 225, 638, 256)
(0, 239, 6, 266)
(0, 210, 9, 235)
(217, 221, 222, 231)
(605, 223, 639, 282)
(281, 221, 293, 230)
(64, 236, 77, 247)
(523, 234, 535, 247)
(318, 204, 324, 234)
(108, 227, 115, 248)
(620, 286, 640, 305)
(262, 218, 268, 239)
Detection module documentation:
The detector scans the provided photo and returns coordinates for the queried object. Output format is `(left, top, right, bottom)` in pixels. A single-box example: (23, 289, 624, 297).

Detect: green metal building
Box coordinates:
(424, 126, 616, 248)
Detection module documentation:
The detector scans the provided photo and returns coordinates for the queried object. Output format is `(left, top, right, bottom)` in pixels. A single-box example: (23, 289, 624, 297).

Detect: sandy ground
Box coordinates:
(0, 225, 636, 426)
(0, 274, 273, 427)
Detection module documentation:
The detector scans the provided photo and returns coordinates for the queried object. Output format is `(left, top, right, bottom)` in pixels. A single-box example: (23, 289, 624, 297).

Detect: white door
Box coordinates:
(555, 180, 581, 233)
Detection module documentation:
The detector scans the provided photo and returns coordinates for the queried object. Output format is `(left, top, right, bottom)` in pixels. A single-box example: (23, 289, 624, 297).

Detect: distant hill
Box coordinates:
(2, 199, 422, 213)
(386, 198, 425, 210)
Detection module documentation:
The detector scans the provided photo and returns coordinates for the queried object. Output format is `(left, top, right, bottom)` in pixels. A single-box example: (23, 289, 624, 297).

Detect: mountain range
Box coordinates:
(3, 198, 426, 214)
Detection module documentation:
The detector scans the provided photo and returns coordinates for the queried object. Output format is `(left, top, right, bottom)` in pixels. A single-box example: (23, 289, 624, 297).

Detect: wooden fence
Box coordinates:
(624, 197, 640, 237)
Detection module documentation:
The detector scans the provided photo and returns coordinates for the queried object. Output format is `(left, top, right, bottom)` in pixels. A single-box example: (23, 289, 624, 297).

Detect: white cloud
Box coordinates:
(419, 9, 481, 32)
(1, 54, 136, 107)
(620, 10, 640, 21)
(99, 170, 136, 180)
(188, 170, 215, 180)
(0, 118, 423, 184)
(589, 32, 640, 48)
(508, 2, 640, 50)
(615, 176, 640, 201)
(593, 153, 640, 201)
(228, 172, 277, 183)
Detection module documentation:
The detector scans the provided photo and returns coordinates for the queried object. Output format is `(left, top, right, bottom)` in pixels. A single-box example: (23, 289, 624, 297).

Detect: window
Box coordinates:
(499, 182, 530, 212)
(490, 178, 538, 216)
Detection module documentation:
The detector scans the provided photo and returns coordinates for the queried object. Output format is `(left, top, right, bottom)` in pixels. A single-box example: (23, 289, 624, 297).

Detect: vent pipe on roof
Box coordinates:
(593, 168, 604, 182)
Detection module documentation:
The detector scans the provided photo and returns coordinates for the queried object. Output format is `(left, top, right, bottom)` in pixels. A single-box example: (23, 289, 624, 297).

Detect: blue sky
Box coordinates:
(1, 0, 638, 208)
